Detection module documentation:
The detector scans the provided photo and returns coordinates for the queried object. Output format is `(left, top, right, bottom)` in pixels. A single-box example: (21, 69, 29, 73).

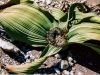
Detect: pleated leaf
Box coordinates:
(59, 3, 85, 30)
(67, 23, 100, 43)
(0, 4, 53, 47)
(40, 44, 62, 57)
(75, 8, 95, 20)
(5, 44, 62, 74)
(5, 56, 47, 74)
(8, 0, 58, 27)
(23, 1, 58, 27)
(50, 8, 66, 21)
(73, 7, 100, 25)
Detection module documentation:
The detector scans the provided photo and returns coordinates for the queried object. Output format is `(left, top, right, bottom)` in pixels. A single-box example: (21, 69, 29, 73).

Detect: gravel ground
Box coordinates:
(0, 0, 100, 75)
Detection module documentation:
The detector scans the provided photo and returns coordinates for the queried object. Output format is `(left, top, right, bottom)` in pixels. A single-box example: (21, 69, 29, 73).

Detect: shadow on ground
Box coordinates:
(64, 40, 100, 74)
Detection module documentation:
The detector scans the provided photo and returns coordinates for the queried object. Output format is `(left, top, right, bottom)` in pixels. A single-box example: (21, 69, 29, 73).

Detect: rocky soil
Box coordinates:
(0, 0, 100, 75)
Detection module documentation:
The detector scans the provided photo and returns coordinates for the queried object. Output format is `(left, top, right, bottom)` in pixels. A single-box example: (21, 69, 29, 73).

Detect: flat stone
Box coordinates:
(59, 60, 69, 70)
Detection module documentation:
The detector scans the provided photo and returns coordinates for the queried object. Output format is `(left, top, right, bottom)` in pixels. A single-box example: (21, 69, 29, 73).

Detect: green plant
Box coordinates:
(0, 0, 100, 74)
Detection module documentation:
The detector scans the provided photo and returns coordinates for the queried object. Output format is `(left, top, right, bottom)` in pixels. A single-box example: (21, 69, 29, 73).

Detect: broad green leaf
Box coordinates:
(0, 4, 53, 47)
(40, 44, 62, 57)
(5, 44, 62, 74)
(5, 56, 47, 74)
(68, 33, 100, 43)
(24, 1, 58, 27)
(50, 8, 66, 21)
(59, 3, 86, 30)
(67, 23, 100, 43)
(75, 8, 95, 20)
(1, 0, 58, 27)
(90, 16, 100, 24)
(73, 8, 100, 25)
(67, 23, 100, 37)
(58, 14, 68, 29)
(71, 19, 82, 25)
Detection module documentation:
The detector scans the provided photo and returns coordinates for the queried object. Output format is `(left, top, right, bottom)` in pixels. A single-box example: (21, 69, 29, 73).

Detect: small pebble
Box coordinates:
(46, 0, 52, 5)
(0, 69, 5, 75)
(73, 60, 77, 64)
(0, 1, 5, 5)
(0, 64, 1, 70)
(30, 55, 35, 60)
(0, 69, 8, 75)
(77, 71, 83, 75)
(25, 59, 31, 63)
(39, 51, 42, 54)
(54, 53, 62, 59)
(0, 38, 20, 53)
(68, 61, 74, 66)
(59, 60, 69, 70)
(25, 51, 33, 59)
(70, 71, 74, 75)
(63, 70, 70, 75)
(72, 67, 76, 71)
(80, 0, 86, 3)
(67, 56, 73, 62)
(34, 59, 38, 61)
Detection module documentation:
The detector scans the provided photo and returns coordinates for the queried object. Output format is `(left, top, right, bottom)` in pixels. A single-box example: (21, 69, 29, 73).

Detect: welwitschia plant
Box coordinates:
(0, 0, 100, 74)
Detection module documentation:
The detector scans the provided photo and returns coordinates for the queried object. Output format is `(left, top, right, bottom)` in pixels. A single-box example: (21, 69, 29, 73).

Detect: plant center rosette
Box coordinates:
(47, 27, 68, 47)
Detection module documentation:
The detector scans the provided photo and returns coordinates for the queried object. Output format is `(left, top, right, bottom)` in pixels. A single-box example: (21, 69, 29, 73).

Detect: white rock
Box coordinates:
(30, 55, 35, 60)
(54, 68, 60, 74)
(25, 59, 31, 63)
(77, 71, 83, 75)
(63, 70, 70, 75)
(34, 59, 38, 61)
(0, 38, 20, 53)
(0, 69, 6, 75)
(68, 61, 74, 66)
(0, 64, 1, 70)
(32, 0, 39, 2)
(0, 1, 5, 5)
(46, 0, 52, 5)
(41, 0, 46, 3)
(73, 60, 77, 64)
(25, 51, 32, 59)
(70, 71, 74, 75)
(80, 0, 86, 3)
(25, 51, 33, 58)
(25, 55, 29, 59)
(72, 67, 76, 71)
(68, 57, 73, 62)
(59, 60, 69, 70)
(54, 53, 62, 59)
(39, 51, 42, 54)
